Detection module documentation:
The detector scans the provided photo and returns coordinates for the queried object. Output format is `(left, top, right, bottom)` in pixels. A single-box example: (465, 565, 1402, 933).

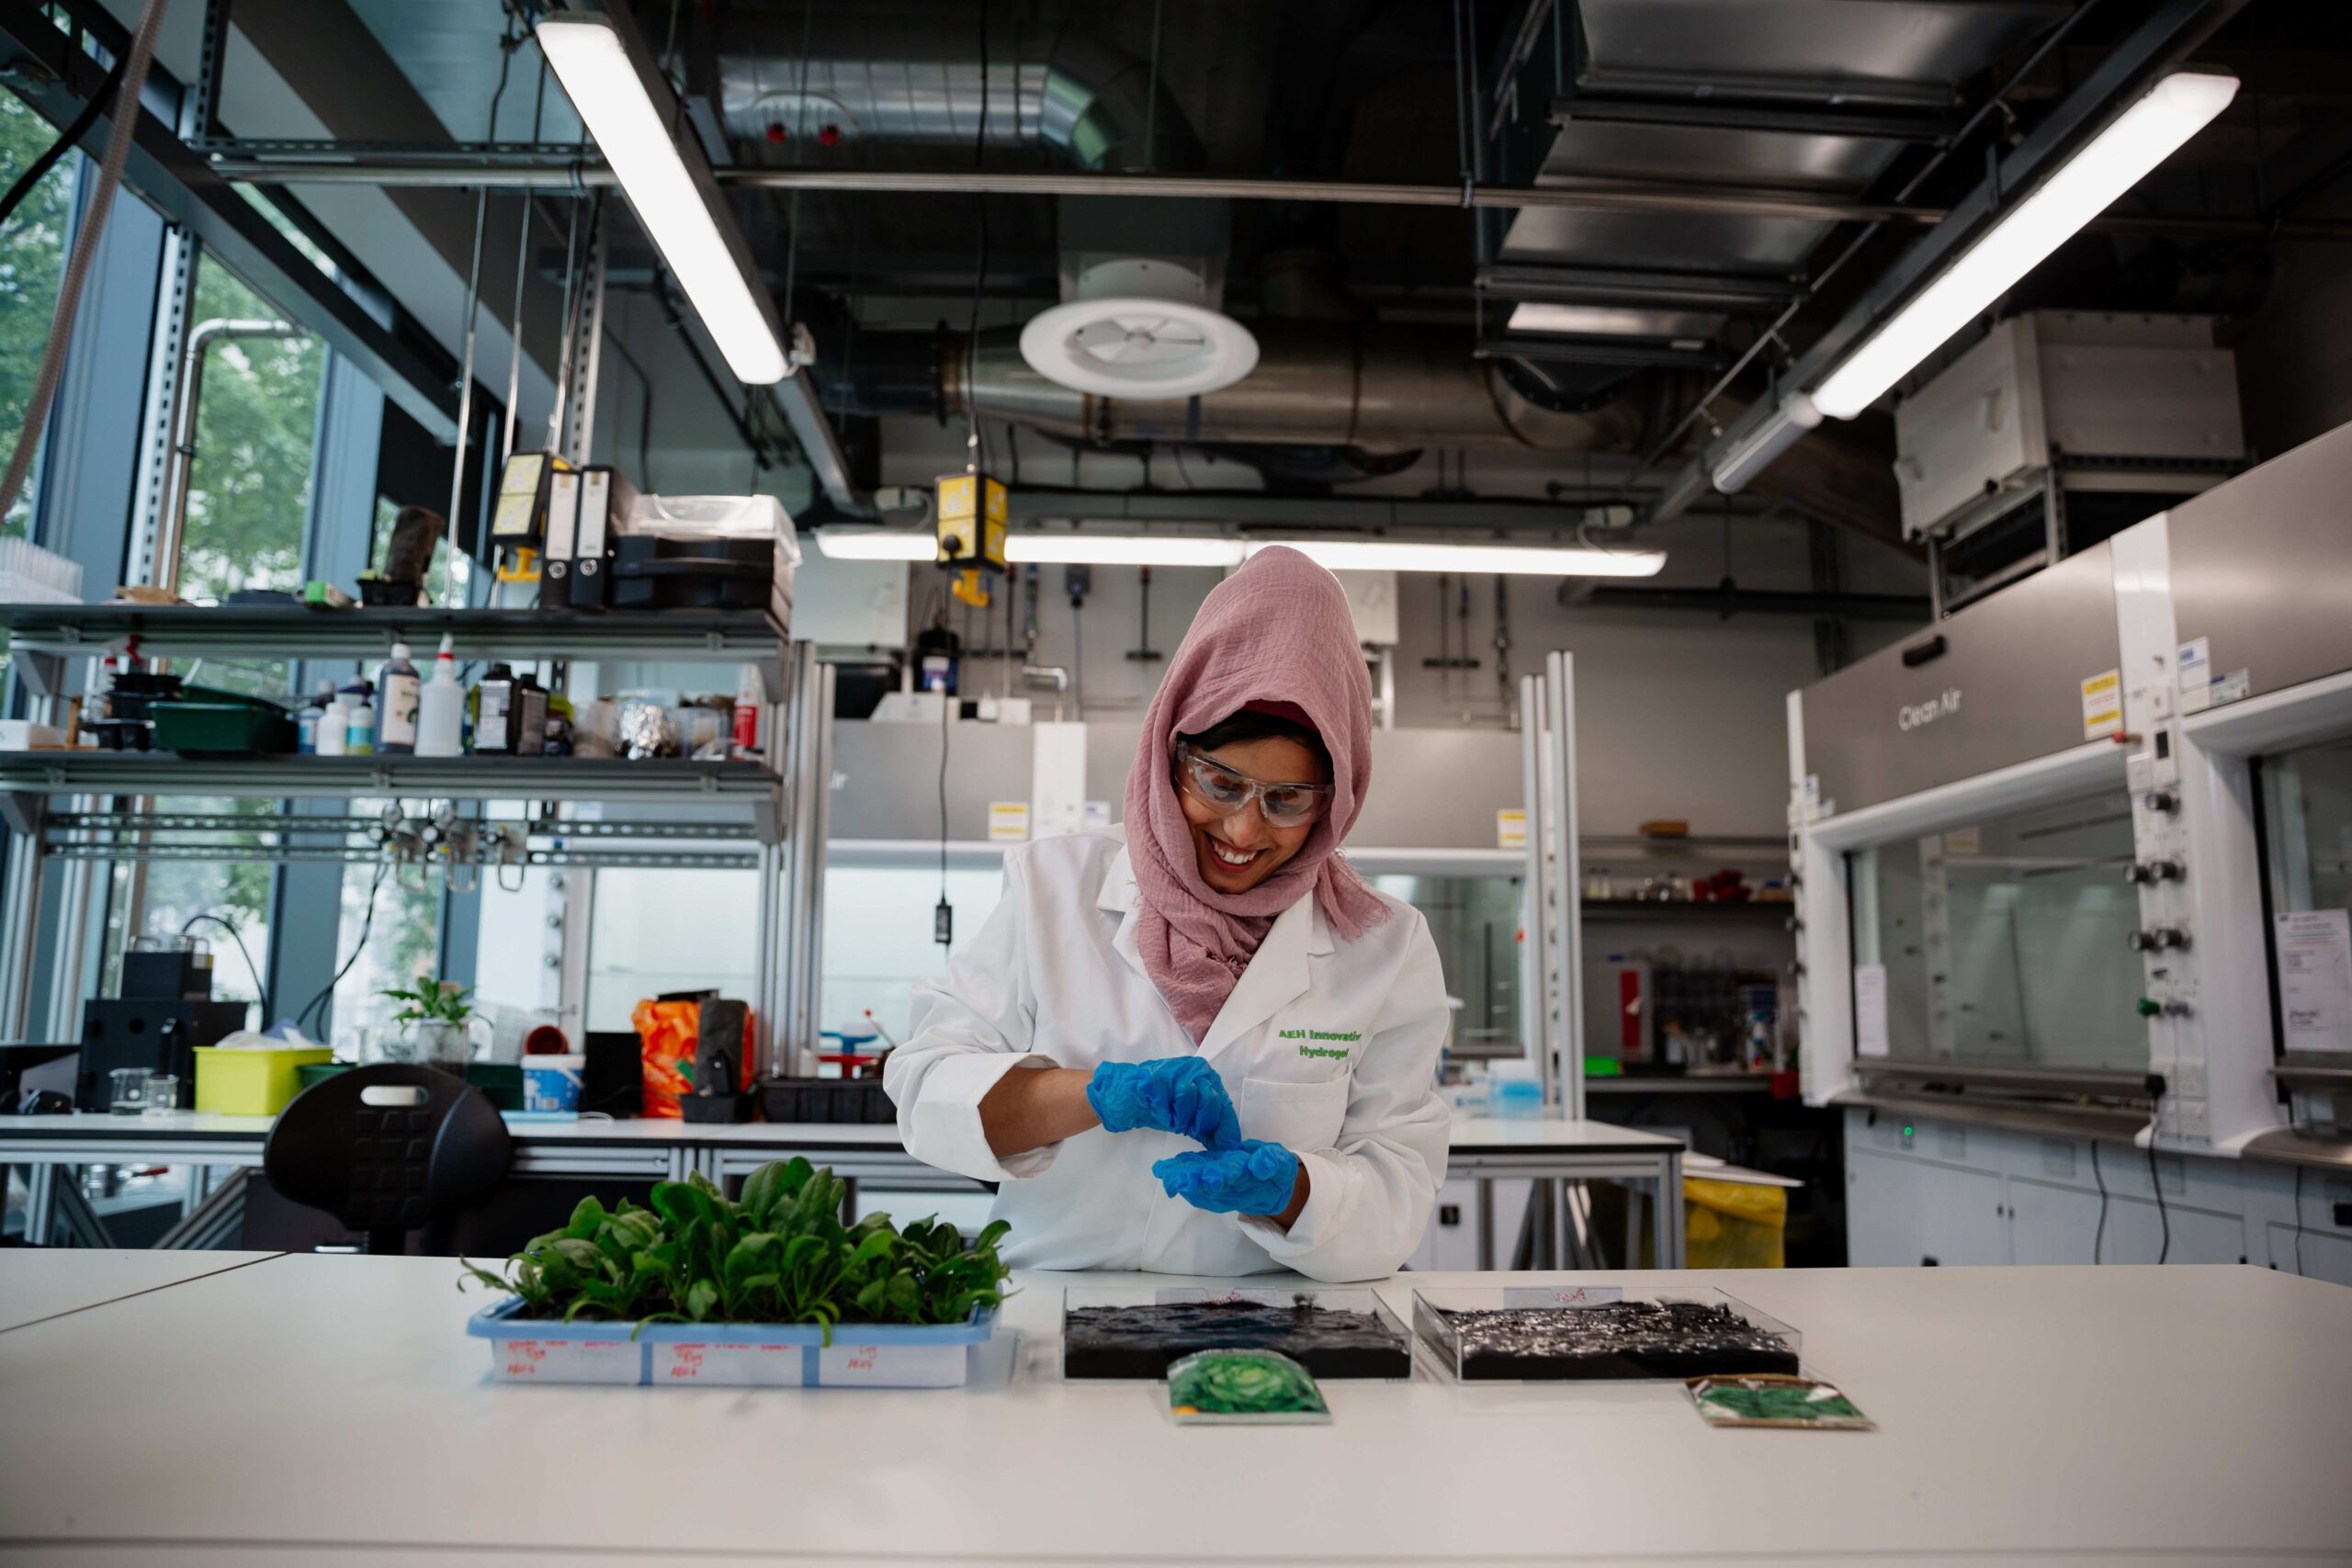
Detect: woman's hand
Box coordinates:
(1151, 1139, 1311, 1229)
(1085, 1057, 1241, 1149)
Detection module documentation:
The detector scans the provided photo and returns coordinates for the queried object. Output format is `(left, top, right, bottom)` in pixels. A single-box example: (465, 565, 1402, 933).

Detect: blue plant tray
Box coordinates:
(467, 1296, 999, 1387)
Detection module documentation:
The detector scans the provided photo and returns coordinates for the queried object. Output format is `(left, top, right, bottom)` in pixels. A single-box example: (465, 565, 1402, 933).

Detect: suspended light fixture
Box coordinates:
(815, 530, 1665, 577)
(537, 17, 788, 385)
(1809, 72, 2237, 422)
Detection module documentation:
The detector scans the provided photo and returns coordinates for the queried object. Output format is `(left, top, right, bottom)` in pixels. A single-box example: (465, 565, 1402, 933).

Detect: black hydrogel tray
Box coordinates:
(1413, 1288, 1801, 1382)
(1060, 1289, 1414, 1381)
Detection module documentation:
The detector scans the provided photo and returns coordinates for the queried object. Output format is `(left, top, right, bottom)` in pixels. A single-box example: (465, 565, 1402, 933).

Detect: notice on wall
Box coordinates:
(2080, 669, 2123, 740)
(1496, 808, 1528, 850)
(1853, 964, 1891, 1058)
(2177, 637, 2212, 714)
(1942, 826, 1983, 856)
(987, 802, 1031, 841)
(2275, 908, 2352, 1055)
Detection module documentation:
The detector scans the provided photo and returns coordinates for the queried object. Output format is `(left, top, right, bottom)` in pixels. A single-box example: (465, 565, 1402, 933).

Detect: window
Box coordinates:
(175, 252, 322, 605)
(0, 91, 79, 536)
(320, 830, 444, 1057)
(1849, 788, 2143, 1070)
(2259, 738, 2352, 1057)
(112, 795, 276, 1028)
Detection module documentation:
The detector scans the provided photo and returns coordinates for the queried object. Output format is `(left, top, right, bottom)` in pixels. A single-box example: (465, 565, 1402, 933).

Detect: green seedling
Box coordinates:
(461, 1157, 1012, 1345)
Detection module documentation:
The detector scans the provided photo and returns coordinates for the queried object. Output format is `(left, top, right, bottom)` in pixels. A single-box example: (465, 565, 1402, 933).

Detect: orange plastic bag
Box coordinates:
(630, 998, 755, 1118)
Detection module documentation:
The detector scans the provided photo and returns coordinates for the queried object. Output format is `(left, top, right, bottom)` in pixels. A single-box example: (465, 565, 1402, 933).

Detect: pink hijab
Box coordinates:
(1122, 546, 1390, 1041)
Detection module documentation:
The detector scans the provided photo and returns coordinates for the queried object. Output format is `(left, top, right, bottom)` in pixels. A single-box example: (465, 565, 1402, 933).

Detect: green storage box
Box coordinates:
(467, 1061, 524, 1111)
(152, 685, 297, 757)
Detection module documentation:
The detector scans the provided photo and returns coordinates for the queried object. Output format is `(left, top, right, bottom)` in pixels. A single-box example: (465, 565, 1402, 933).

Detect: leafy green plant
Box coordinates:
(380, 979, 473, 1029)
(461, 1157, 1012, 1343)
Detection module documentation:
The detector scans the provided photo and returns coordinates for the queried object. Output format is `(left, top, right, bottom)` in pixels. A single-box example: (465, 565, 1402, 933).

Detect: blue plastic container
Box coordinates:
(467, 1297, 998, 1387)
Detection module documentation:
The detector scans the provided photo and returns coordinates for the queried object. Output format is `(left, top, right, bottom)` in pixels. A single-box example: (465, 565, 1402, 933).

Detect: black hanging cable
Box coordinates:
(179, 912, 270, 1023)
(2147, 1135, 2172, 1266)
(2091, 1141, 2113, 1265)
(0, 51, 129, 232)
(295, 859, 391, 1040)
(964, 0, 991, 479)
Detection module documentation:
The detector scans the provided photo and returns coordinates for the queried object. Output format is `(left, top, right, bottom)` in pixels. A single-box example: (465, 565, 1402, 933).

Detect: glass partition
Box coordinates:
(1368, 874, 1521, 1056)
(2259, 737, 2352, 1057)
(1849, 786, 2143, 1070)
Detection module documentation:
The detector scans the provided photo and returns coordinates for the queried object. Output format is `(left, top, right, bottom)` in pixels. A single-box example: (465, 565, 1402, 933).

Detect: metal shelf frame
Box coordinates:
(0, 605, 810, 1043)
(0, 604, 791, 701)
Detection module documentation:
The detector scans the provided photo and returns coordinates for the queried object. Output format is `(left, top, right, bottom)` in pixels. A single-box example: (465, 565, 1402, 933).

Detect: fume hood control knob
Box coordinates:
(2130, 927, 2190, 953)
(2142, 788, 2179, 814)
(2125, 860, 2185, 884)
(2164, 998, 2195, 1018)
(2137, 997, 2162, 1018)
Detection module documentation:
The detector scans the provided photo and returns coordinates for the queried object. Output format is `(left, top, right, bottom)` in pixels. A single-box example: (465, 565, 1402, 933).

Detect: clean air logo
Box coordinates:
(1898, 689, 1962, 732)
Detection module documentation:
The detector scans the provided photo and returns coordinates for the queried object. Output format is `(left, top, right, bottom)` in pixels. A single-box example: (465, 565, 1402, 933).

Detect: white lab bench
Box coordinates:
(0, 1252, 2345, 1563)
(0, 1247, 280, 1333)
(0, 1111, 1686, 1266)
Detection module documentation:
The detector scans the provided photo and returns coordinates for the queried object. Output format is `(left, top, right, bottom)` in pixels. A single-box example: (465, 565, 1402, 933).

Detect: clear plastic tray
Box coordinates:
(469, 1297, 995, 1388)
(1061, 1285, 1414, 1382)
(1410, 1284, 1800, 1383)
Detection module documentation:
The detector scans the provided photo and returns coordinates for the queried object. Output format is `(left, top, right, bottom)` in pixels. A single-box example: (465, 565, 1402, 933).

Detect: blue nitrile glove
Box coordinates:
(1086, 1057, 1240, 1149)
(1152, 1139, 1302, 1217)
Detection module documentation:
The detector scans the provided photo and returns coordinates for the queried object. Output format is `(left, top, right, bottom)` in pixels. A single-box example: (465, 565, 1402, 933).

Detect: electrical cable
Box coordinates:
(964, 0, 991, 479)
(0, 51, 127, 232)
(178, 912, 269, 1023)
(2291, 1163, 2306, 1276)
(2147, 1134, 2171, 1266)
(0, 0, 173, 522)
(294, 858, 391, 1041)
(2090, 1138, 2108, 1265)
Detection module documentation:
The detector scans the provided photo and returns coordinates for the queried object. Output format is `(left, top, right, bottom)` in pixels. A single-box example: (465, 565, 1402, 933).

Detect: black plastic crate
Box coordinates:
(758, 1077, 893, 1124)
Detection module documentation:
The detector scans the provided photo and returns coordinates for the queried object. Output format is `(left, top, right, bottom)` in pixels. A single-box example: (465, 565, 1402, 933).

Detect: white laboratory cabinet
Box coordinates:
(1795, 420, 2352, 1279)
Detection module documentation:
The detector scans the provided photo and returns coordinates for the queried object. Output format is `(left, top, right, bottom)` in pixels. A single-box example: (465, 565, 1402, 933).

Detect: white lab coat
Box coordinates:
(885, 829, 1452, 1281)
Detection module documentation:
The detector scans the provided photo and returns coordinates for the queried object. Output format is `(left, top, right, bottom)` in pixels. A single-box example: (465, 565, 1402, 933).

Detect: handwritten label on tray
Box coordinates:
(495, 1337, 640, 1383)
(1502, 1285, 1624, 1309)
(656, 1342, 805, 1386)
(818, 1342, 967, 1387)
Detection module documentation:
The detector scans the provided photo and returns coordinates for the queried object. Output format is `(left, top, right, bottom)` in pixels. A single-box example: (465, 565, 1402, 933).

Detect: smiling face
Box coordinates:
(1176, 734, 1329, 896)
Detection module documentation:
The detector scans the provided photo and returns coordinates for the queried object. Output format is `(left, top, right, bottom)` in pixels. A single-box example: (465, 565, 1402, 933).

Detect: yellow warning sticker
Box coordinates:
(2081, 669, 2122, 739)
(1497, 808, 1528, 851)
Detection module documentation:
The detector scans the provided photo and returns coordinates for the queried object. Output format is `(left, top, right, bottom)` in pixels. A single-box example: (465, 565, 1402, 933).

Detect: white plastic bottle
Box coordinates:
(415, 634, 465, 758)
(344, 681, 377, 756)
(377, 643, 421, 754)
(316, 688, 350, 756)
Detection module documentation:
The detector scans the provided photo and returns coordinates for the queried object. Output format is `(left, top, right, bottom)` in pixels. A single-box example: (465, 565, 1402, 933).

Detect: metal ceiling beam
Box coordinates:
(0, 1, 459, 440)
(809, 488, 1650, 532)
(1550, 94, 1956, 144)
(1476, 264, 1794, 313)
(1640, 0, 2253, 531)
(1475, 334, 1728, 371)
(198, 152, 2343, 241)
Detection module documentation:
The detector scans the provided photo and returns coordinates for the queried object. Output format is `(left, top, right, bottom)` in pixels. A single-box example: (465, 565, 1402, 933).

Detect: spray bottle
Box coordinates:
(415, 634, 465, 758)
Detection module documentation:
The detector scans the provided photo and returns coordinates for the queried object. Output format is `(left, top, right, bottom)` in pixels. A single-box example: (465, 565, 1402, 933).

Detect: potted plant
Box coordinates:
(378, 978, 481, 1071)
(461, 1158, 1013, 1388)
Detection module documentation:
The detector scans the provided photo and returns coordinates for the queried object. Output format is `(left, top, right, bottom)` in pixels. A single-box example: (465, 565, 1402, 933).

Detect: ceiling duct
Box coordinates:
(1021, 195, 1258, 400)
(938, 321, 1645, 452)
(715, 5, 1201, 173)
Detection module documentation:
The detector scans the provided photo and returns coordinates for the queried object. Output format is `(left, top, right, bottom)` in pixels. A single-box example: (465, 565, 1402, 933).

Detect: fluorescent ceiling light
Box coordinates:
(1250, 539, 1664, 578)
(815, 530, 1245, 567)
(1507, 302, 1717, 339)
(1711, 391, 1821, 494)
(816, 531, 1665, 576)
(537, 19, 787, 385)
(1811, 71, 2236, 420)
(1010, 535, 1246, 568)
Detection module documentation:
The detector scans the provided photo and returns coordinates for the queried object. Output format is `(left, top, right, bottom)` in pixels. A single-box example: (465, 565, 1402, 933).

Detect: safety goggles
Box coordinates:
(1173, 744, 1333, 827)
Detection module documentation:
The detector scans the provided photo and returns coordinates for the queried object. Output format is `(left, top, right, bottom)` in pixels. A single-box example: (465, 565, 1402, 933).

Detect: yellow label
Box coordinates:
(2081, 669, 2122, 739)
(988, 801, 1030, 841)
(1497, 808, 1527, 850)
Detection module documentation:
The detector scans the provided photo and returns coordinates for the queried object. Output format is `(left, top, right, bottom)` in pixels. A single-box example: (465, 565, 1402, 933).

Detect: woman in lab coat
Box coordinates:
(885, 547, 1452, 1280)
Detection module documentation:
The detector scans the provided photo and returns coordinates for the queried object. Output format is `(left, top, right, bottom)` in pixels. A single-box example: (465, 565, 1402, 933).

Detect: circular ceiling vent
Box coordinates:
(1019, 298, 1260, 400)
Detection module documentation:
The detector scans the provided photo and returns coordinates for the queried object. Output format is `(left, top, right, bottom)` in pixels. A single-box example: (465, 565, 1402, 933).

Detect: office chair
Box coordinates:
(262, 1063, 512, 1255)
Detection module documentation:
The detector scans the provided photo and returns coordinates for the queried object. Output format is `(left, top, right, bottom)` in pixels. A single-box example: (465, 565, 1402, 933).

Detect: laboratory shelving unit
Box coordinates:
(0, 604, 824, 1068)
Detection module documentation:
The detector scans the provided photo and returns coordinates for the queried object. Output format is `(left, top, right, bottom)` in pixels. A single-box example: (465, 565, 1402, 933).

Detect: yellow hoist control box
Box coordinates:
(936, 471, 1007, 605)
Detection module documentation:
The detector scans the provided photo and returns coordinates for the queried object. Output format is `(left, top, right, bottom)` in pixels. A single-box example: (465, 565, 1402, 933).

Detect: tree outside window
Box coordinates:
(0, 91, 79, 538)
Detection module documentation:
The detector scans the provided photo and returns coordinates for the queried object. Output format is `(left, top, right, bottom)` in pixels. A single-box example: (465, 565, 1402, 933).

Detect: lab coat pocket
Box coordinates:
(1241, 1075, 1350, 1155)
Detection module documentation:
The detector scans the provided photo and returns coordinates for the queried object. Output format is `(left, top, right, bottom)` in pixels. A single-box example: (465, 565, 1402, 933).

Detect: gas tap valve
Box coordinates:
(2124, 859, 2185, 884)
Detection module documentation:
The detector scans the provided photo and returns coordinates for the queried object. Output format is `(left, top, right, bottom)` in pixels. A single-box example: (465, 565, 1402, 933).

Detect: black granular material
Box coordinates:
(1062, 1297, 1411, 1380)
(1438, 1301, 1798, 1381)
